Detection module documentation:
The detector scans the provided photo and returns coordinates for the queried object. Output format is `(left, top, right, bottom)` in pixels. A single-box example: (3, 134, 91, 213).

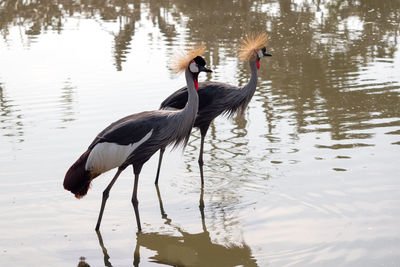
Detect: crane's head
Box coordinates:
(257, 47, 272, 59)
(255, 47, 272, 69)
(239, 33, 271, 69)
(172, 45, 211, 74)
(172, 46, 212, 90)
(189, 56, 212, 74)
(189, 56, 212, 90)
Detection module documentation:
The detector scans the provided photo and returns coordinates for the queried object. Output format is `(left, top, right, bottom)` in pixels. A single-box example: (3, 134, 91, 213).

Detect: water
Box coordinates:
(1, 0, 400, 266)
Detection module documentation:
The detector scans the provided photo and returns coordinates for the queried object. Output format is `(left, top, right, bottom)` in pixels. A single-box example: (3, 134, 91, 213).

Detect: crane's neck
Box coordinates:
(158, 68, 199, 149)
(181, 68, 199, 124)
(240, 59, 259, 97)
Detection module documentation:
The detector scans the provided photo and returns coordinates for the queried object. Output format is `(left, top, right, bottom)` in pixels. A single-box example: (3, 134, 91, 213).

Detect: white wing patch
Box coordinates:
(85, 129, 153, 174)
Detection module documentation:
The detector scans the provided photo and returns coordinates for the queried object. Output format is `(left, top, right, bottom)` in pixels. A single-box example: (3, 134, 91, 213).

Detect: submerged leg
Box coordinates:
(95, 230, 112, 267)
(95, 167, 124, 231)
(155, 184, 171, 225)
(198, 125, 209, 185)
(132, 165, 143, 231)
(199, 185, 207, 233)
(133, 235, 140, 267)
(154, 148, 165, 184)
(155, 184, 167, 218)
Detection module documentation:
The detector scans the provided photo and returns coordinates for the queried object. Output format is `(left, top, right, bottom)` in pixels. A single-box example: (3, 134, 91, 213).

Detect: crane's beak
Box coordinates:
(199, 65, 212, 73)
(263, 51, 272, 57)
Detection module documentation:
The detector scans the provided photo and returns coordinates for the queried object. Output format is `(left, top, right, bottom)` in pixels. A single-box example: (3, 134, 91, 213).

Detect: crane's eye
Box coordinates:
(189, 61, 199, 73)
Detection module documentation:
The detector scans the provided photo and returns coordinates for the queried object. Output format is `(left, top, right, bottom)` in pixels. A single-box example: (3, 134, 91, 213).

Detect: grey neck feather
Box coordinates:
(183, 68, 199, 118)
(168, 68, 199, 148)
(240, 58, 259, 96)
(233, 58, 258, 116)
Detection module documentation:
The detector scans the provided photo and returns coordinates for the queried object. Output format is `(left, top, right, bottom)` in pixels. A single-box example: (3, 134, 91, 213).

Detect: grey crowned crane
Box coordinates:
(63, 46, 212, 231)
(155, 33, 271, 184)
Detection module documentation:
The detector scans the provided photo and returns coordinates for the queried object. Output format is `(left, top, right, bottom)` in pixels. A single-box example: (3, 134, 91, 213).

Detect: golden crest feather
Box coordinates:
(171, 45, 206, 73)
(238, 33, 269, 61)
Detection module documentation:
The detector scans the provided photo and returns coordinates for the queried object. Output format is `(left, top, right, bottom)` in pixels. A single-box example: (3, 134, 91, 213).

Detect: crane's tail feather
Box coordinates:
(64, 149, 98, 198)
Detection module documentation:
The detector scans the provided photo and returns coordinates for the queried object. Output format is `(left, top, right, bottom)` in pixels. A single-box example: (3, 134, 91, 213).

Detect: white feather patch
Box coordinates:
(85, 129, 153, 174)
(257, 49, 264, 58)
(189, 62, 199, 73)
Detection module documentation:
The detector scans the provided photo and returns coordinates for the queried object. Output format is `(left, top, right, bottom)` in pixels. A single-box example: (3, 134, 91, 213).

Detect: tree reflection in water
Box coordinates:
(93, 185, 257, 267)
(0, 83, 24, 141)
(1, 0, 399, 142)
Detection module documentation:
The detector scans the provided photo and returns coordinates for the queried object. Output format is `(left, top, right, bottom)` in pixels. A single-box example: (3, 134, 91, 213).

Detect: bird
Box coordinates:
(155, 33, 271, 185)
(63, 46, 212, 231)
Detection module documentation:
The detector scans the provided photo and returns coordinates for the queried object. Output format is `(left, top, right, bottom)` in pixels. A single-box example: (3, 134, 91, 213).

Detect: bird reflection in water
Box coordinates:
(77, 256, 91, 267)
(94, 185, 258, 267)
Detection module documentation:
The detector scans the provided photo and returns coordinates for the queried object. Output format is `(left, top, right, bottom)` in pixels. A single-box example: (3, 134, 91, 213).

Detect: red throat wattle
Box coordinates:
(257, 60, 260, 69)
(194, 78, 199, 91)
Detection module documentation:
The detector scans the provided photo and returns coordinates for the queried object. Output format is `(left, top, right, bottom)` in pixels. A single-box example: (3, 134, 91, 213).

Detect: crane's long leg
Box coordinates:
(95, 167, 124, 231)
(154, 148, 165, 184)
(198, 125, 209, 185)
(132, 167, 142, 231)
(198, 134, 205, 184)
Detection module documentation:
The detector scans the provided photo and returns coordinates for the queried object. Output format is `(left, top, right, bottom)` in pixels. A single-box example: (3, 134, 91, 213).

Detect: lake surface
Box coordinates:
(1, 0, 400, 266)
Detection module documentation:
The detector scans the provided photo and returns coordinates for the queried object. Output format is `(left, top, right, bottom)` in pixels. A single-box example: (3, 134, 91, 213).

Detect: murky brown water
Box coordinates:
(1, 0, 400, 266)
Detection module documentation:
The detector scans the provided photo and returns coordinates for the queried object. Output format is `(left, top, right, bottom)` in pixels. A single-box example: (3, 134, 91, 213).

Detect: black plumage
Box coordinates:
(161, 81, 247, 125)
